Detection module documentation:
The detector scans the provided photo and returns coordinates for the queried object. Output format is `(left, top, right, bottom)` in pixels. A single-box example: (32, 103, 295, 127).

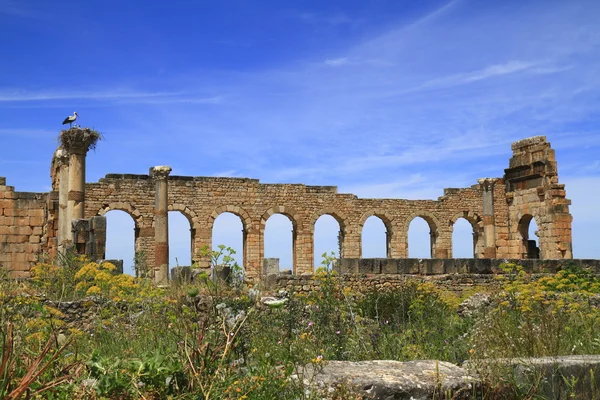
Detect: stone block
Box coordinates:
(358, 260, 375, 274)
(336, 259, 358, 274)
(381, 259, 398, 274)
(263, 258, 279, 275)
(472, 259, 492, 274)
(171, 266, 192, 283)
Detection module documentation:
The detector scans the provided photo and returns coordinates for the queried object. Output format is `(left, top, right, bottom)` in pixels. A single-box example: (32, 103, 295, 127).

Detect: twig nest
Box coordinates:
(59, 127, 102, 153)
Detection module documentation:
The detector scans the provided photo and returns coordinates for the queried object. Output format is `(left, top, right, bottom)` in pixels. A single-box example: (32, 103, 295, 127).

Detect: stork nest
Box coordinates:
(59, 127, 102, 152)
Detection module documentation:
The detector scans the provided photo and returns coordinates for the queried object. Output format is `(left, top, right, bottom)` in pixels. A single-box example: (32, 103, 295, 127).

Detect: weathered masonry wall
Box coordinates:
(84, 175, 488, 278)
(0, 135, 575, 279)
(0, 177, 57, 278)
(264, 258, 600, 296)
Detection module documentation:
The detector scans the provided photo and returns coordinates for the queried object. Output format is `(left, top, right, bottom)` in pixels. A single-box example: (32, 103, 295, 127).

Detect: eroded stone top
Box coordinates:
(149, 165, 172, 179)
(511, 135, 547, 150)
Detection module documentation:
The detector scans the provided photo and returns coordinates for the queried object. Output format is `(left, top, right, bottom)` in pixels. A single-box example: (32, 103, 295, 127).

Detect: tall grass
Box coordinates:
(2, 256, 600, 398)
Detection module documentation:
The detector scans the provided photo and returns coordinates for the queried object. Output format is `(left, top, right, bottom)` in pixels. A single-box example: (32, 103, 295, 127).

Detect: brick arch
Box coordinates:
(208, 205, 253, 232)
(358, 211, 395, 259)
(169, 203, 200, 230)
(404, 211, 443, 258)
(404, 211, 441, 234)
(308, 208, 347, 233)
(517, 213, 542, 259)
(449, 211, 484, 258)
(448, 211, 483, 232)
(260, 205, 301, 274)
(260, 205, 300, 229)
(358, 211, 393, 232)
(97, 202, 142, 225)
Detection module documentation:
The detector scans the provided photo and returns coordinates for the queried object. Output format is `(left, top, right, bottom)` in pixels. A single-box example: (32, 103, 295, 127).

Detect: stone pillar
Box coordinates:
(478, 178, 500, 258)
(341, 225, 361, 258)
(54, 148, 70, 252)
(295, 229, 313, 274)
(58, 127, 100, 255)
(150, 166, 172, 284)
(67, 144, 87, 221)
(245, 225, 261, 280)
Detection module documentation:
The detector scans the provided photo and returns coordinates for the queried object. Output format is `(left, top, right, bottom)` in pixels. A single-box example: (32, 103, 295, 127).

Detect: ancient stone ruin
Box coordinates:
(0, 131, 574, 281)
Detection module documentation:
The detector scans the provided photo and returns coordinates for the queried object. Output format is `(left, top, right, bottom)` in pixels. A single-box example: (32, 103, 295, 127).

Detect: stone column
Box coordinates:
(295, 228, 313, 274)
(245, 225, 261, 280)
(66, 143, 88, 238)
(478, 178, 500, 258)
(150, 166, 172, 284)
(341, 225, 361, 258)
(54, 148, 70, 252)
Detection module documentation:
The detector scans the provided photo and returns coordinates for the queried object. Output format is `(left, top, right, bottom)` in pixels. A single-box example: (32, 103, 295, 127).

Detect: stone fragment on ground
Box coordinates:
(299, 360, 480, 400)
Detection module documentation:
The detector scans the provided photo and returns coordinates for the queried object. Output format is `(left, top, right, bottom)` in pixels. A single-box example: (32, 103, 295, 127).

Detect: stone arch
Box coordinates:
(308, 208, 347, 233)
(260, 206, 301, 274)
(209, 205, 252, 231)
(98, 204, 140, 275)
(517, 213, 541, 259)
(358, 210, 394, 258)
(97, 202, 142, 224)
(169, 203, 200, 230)
(260, 205, 300, 229)
(448, 211, 484, 258)
(310, 209, 347, 267)
(208, 205, 253, 271)
(449, 211, 483, 231)
(167, 204, 198, 268)
(405, 211, 443, 258)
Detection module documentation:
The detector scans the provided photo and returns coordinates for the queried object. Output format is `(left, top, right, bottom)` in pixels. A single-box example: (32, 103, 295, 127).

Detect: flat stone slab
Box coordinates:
(464, 355, 600, 399)
(304, 360, 480, 399)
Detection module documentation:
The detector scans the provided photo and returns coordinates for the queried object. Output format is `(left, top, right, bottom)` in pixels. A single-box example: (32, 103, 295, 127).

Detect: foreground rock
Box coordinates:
(303, 360, 480, 399)
(464, 355, 600, 399)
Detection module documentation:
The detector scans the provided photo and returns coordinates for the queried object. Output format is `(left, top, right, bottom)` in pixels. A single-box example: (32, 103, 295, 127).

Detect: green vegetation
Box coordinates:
(1, 254, 600, 399)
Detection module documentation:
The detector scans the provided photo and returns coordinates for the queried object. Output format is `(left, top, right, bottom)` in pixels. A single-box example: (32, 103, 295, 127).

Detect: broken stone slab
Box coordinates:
(464, 355, 600, 399)
(457, 293, 492, 318)
(300, 360, 480, 400)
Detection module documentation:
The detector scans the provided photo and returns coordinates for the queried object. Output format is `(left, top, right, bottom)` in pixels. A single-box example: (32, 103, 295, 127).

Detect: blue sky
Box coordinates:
(1, 0, 599, 274)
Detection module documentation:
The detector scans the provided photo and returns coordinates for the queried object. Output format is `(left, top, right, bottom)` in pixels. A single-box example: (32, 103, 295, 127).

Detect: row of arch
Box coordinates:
(98, 204, 541, 276)
(103, 211, 486, 276)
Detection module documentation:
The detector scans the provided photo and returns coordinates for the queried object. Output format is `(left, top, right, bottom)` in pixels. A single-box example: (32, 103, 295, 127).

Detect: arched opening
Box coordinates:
(264, 213, 294, 273)
(518, 214, 540, 259)
(104, 210, 136, 276)
(314, 214, 341, 269)
(452, 218, 475, 258)
(168, 211, 192, 269)
(212, 212, 244, 268)
(408, 217, 433, 258)
(362, 216, 388, 258)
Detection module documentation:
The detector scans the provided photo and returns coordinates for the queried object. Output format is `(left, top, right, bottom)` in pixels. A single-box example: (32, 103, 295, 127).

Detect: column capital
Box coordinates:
(53, 148, 70, 167)
(150, 166, 172, 180)
(477, 177, 500, 191)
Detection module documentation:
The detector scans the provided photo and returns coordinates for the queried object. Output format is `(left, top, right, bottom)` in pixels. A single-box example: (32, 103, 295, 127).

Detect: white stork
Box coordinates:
(62, 112, 78, 128)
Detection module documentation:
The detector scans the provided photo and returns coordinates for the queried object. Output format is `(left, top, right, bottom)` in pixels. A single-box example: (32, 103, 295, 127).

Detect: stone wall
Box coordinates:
(84, 174, 488, 279)
(1, 135, 578, 278)
(0, 177, 54, 278)
(263, 258, 600, 296)
(504, 136, 573, 259)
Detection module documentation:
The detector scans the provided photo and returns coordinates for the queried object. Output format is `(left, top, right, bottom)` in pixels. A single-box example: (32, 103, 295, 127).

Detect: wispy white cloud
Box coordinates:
(324, 57, 350, 67)
(0, 0, 47, 19)
(417, 60, 538, 90)
(0, 89, 223, 105)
